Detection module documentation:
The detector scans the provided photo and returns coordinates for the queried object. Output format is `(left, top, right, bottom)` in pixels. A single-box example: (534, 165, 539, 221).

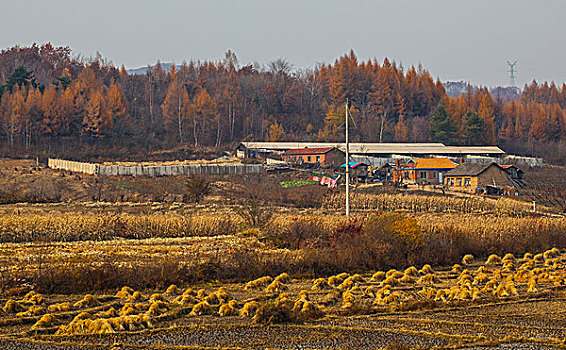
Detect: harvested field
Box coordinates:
(1, 248, 566, 349)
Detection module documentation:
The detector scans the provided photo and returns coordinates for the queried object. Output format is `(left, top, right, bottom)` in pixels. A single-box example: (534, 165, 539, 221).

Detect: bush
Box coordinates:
(324, 213, 423, 270)
(265, 216, 326, 249)
(185, 176, 212, 204)
(235, 186, 273, 229)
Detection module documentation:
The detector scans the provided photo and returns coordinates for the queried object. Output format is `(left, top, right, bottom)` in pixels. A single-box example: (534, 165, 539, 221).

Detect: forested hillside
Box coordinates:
(0, 44, 565, 163)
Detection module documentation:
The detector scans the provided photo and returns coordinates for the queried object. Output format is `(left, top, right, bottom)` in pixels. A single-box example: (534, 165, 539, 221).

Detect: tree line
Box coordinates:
(0, 44, 565, 163)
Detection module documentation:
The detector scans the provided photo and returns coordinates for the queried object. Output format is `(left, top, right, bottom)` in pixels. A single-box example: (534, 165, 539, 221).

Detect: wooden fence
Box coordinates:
(48, 159, 263, 176)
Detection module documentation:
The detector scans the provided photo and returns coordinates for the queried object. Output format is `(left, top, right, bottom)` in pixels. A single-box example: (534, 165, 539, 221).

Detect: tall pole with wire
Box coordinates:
(507, 61, 517, 87)
(345, 99, 350, 217)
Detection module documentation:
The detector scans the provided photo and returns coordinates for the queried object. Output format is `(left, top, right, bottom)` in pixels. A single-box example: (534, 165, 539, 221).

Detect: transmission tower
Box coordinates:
(507, 61, 517, 86)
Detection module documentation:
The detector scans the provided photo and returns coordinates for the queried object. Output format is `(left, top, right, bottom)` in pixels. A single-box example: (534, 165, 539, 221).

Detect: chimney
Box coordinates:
(395, 159, 400, 168)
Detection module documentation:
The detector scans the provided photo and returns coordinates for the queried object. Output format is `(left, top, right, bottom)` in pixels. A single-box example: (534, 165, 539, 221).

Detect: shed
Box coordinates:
(373, 163, 394, 181)
(341, 161, 369, 181)
(500, 164, 524, 180)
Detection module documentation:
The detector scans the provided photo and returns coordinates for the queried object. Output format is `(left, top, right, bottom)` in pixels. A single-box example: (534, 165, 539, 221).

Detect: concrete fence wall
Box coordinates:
(48, 158, 262, 176)
(48, 158, 98, 175)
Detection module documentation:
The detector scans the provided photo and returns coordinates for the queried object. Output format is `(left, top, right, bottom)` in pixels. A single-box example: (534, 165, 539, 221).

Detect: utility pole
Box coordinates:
(345, 99, 350, 217)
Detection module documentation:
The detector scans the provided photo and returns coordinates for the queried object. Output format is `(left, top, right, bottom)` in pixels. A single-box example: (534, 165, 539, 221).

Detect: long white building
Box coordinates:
(237, 142, 505, 158)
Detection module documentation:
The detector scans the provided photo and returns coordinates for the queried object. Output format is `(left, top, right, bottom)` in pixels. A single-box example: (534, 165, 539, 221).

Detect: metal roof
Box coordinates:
(445, 162, 502, 177)
(439, 146, 505, 155)
(240, 142, 505, 155)
(404, 158, 458, 169)
(283, 147, 337, 155)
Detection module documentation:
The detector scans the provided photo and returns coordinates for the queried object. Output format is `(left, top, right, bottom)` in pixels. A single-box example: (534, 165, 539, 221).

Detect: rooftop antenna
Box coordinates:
(507, 61, 517, 87)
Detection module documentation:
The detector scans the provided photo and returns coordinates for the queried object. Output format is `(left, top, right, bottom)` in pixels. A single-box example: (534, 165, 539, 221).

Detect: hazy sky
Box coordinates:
(1, 0, 564, 87)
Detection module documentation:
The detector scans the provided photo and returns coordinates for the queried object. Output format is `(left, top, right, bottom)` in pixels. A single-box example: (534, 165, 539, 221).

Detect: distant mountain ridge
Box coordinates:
(127, 63, 176, 75)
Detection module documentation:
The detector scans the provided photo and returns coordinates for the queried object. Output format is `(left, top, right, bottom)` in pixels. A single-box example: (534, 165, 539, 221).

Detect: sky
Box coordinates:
(1, 0, 564, 88)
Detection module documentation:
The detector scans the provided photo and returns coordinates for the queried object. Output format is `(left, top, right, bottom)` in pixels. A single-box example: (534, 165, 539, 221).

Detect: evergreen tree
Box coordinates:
(53, 68, 72, 91)
(1, 66, 38, 97)
(461, 111, 483, 145)
(429, 104, 456, 144)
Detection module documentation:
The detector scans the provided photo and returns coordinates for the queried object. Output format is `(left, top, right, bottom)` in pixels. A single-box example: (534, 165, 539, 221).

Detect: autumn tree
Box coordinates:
(41, 85, 62, 136)
(106, 82, 128, 136)
(193, 88, 217, 147)
(394, 114, 409, 142)
(477, 92, 496, 144)
(83, 89, 110, 137)
(161, 65, 192, 143)
(319, 102, 346, 141)
(267, 122, 285, 141)
(0, 92, 11, 145)
(221, 68, 241, 142)
(24, 87, 42, 146)
(370, 82, 395, 143)
(9, 86, 26, 146)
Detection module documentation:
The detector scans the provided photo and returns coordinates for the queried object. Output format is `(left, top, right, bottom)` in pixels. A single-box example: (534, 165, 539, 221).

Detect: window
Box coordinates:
(307, 156, 311, 162)
(464, 178, 471, 186)
(404, 171, 409, 179)
(420, 171, 427, 179)
(450, 178, 454, 186)
(457, 178, 462, 186)
(315, 156, 320, 163)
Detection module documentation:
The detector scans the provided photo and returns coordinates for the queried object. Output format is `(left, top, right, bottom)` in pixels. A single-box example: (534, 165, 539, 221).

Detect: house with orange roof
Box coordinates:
(283, 147, 344, 167)
(392, 158, 458, 184)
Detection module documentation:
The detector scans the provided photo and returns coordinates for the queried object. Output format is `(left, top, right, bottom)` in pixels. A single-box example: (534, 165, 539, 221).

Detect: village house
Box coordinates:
(392, 158, 458, 185)
(282, 147, 344, 168)
(444, 162, 512, 192)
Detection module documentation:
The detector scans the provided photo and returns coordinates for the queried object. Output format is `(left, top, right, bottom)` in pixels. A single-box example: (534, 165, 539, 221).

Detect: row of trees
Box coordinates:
(0, 44, 565, 162)
(1, 68, 127, 146)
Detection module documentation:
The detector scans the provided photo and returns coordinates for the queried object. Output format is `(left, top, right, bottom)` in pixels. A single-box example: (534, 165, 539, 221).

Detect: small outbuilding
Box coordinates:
(500, 164, 524, 180)
(444, 162, 512, 191)
(373, 163, 394, 181)
(341, 161, 370, 182)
